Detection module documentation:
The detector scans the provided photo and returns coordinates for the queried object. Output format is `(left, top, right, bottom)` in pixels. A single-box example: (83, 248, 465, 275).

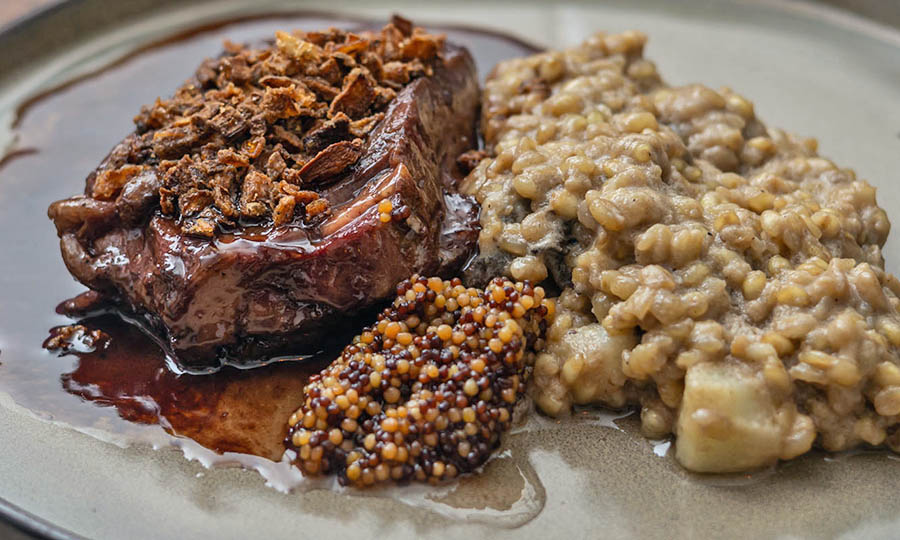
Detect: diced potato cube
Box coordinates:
(557, 323, 636, 408)
(675, 361, 781, 472)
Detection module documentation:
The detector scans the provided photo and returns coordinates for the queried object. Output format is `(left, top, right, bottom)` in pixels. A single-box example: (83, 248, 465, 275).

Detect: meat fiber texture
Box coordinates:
(49, 26, 481, 370)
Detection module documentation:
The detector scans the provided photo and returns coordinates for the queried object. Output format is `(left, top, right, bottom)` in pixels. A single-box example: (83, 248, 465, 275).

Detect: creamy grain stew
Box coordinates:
(462, 31, 900, 472)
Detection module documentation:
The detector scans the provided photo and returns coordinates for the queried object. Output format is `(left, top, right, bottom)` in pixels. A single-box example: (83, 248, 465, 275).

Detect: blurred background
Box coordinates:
(3, 0, 900, 30)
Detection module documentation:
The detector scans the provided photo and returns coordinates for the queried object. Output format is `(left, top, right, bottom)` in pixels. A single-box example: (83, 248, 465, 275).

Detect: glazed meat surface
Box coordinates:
(48, 21, 480, 370)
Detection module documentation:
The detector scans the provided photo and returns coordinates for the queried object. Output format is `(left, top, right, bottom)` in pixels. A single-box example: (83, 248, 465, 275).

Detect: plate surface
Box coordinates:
(1, 1, 899, 539)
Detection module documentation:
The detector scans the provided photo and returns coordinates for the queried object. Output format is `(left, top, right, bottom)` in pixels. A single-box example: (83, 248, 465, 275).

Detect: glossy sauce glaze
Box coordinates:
(0, 12, 558, 523)
(52, 310, 325, 460)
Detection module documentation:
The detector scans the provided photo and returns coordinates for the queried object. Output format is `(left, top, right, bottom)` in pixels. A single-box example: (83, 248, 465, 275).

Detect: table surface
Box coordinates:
(1, 0, 899, 29)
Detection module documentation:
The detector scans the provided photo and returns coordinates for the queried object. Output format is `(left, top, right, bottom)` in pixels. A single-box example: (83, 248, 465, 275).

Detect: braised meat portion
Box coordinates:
(48, 19, 481, 370)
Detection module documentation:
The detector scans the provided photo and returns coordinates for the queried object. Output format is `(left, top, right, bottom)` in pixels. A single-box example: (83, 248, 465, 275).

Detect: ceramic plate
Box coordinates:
(1, 1, 899, 539)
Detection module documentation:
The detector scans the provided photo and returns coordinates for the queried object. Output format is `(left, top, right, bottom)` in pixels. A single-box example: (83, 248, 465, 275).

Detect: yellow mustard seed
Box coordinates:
(329, 429, 344, 445)
(364, 433, 376, 451)
(437, 324, 453, 341)
(385, 321, 401, 339)
(382, 442, 398, 460)
(492, 287, 506, 303)
(292, 429, 310, 446)
(384, 386, 401, 403)
(382, 417, 399, 432)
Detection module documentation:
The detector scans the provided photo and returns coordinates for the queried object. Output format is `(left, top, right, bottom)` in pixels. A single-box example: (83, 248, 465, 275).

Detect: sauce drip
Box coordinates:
(53, 312, 328, 460)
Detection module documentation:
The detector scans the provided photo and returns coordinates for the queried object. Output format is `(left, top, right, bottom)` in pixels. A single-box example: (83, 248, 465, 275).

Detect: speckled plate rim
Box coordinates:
(0, 1, 899, 539)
